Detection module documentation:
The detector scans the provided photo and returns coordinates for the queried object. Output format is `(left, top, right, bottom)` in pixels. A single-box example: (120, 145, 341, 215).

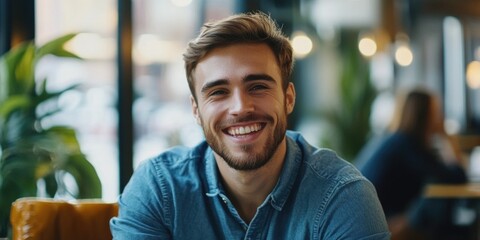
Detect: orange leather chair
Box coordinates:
(10, 197, 118, 240)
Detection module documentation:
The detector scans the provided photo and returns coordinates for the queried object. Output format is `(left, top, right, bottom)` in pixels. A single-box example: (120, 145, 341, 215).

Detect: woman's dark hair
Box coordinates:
(395, 90, 433, 145)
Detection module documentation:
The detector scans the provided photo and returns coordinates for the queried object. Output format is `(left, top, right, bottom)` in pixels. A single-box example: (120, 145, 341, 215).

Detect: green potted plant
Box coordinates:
(320, 30, 377, 162)
(0, 34, 102, 237)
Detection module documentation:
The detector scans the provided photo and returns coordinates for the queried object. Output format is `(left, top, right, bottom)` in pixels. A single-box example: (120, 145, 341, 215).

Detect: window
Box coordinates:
(35, 0, 235, 201)
(36, 0, 119, 201)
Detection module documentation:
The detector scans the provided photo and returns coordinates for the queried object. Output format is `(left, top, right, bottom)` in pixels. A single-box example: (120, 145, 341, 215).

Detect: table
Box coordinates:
(424, 183, 480, 239)
(424, 183, 480, 198)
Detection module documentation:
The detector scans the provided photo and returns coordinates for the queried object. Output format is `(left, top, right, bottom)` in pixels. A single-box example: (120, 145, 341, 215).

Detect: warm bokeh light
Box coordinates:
(466, 60, 480, 89)
(395, 45, 413, 66)
(133, 34, 182, 64)
(65, 33, 115, 60)
(291, 32, 313, 59)
(358, 37, 377, 57)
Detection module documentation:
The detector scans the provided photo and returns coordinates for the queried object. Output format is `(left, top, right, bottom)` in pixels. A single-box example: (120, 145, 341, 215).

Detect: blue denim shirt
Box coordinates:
(110, 131, 390, 239)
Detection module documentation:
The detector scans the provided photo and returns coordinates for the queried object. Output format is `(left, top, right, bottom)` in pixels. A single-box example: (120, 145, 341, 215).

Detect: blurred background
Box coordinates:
(1, 0, 480, 203)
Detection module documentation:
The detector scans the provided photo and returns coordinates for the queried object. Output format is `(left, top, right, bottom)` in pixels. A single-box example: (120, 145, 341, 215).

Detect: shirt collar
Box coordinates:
(269, 134, 302, 210)
(205, 147, 221, 197)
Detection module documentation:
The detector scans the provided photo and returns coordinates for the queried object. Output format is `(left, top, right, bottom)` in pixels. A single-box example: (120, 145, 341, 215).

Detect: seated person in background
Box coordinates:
(110, 12, 390, 239)
(355, 88, 467, 239)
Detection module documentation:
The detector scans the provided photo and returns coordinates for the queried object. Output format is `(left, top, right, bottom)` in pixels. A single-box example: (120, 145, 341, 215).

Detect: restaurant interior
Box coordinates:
(2, 0, 480, 239)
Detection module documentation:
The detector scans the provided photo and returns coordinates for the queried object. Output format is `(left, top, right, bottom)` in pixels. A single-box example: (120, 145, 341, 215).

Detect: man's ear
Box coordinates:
(190, 95, 201, 125)
(286, 82, 296, 114)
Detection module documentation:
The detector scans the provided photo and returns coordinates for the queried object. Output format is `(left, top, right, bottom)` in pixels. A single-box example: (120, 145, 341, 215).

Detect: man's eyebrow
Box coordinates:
(200, 74, 277, 94)
(200, 79, 228, 94)
(244, 74, 277, 84)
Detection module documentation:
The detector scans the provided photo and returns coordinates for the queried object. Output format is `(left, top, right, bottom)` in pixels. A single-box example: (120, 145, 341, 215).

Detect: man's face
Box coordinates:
(191, 43, 295, 171)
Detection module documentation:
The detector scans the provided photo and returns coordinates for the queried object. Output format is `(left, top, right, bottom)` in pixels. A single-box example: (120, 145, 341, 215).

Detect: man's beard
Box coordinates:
(201, 112, 287, 171)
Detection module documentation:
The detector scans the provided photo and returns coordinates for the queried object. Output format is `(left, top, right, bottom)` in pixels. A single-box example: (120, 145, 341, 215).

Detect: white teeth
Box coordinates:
(228, 124, 261, 136)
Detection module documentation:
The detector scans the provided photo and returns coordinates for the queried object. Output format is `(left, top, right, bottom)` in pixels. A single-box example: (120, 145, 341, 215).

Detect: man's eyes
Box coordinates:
(250, 84, 269, 91)
(209, 89, 228, 96)
(206, 84, 270, 97)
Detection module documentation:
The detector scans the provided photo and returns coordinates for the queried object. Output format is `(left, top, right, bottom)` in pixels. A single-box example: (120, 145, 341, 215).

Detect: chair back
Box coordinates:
(10, 197, 118, 240)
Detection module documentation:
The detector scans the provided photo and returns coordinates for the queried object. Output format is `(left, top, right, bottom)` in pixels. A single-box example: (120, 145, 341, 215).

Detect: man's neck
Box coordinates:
(215, 139, 287, 224)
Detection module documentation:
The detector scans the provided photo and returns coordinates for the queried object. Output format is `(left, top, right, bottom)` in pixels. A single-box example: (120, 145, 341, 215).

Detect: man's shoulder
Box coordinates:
(286, 131, 365, 184)
(306, 148, 364, 185)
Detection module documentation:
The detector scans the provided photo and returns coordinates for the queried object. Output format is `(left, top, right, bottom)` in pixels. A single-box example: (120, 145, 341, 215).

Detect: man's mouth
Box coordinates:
(225, 123, 264, 137)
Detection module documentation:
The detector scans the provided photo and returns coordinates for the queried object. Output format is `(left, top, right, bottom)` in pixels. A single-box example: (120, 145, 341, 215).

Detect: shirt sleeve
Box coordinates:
(110, 160, 172, 240)
(318, 178, 391, 240)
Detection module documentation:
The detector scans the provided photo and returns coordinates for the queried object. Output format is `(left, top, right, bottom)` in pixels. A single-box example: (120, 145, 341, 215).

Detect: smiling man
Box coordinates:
(111, 12, 390, 239)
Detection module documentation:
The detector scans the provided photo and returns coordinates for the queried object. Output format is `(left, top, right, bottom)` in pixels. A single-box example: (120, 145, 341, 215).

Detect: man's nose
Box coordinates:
(229, 90, 254, 115)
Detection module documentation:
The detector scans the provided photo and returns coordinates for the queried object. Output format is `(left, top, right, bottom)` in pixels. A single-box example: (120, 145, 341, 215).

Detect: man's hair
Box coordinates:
(183, 11, 294, 100)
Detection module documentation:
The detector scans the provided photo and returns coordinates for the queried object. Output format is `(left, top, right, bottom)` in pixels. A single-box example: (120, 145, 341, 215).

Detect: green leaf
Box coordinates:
(0, 165, 37, 232)
(0, 95, 30, 119)
(0, 110, 36, 149)
(36, 81, 79, 106)
(0, 153, 38, 199)
(36, 33, 81, 60)
(14, 44, 36, 95)
(0, 43, 31, 103)
(43, 126, 83, 153)
(62, 154, 102, 198)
